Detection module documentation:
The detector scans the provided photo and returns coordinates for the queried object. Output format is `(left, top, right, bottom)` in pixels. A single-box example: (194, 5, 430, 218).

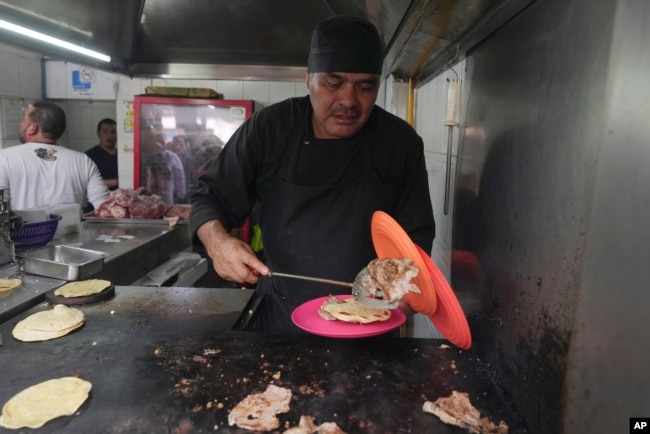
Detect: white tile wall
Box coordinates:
(215, 80, 244, 99)
(0, 43, 42, 149)
(0, 51, 20, 98)
(152, 78, 193, 88)
(190, 79, 219, 92)
(54, 100, 117, 153)
(115, 97, 136, 188)
(242, 81, 269, 103)
(270, 81, 305, 102)
(18, 56, 42, 99)
(118, 76, 151, 96)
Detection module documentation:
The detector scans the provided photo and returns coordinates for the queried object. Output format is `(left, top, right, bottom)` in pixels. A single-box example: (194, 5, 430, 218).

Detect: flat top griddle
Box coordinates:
(0, 286, 527, 433)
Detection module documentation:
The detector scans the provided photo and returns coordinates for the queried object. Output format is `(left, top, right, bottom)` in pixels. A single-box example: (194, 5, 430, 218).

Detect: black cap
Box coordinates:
(307, 15, 384, 74)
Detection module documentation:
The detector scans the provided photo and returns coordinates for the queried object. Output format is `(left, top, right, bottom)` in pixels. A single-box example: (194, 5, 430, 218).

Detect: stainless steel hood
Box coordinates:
(0, 0, 533, 83)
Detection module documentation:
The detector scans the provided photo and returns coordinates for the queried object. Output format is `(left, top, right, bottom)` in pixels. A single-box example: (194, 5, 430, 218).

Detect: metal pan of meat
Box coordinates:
(85, 188, 191, 225)
(84, 214, 189, 226)
(84, 205, 191, 225)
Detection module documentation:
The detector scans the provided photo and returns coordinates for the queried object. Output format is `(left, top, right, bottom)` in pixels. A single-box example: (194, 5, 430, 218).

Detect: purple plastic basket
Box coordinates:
(10, 214, 62, 253)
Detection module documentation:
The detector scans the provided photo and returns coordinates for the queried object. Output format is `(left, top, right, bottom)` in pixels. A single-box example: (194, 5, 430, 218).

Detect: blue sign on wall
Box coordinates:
(72, 69, 92, 90)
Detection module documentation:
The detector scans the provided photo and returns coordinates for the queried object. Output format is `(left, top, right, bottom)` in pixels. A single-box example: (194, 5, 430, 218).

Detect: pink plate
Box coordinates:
(291, 295, 406, 338)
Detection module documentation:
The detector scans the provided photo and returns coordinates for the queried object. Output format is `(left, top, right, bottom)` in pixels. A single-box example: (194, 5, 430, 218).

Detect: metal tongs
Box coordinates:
(268, 268, 399, 309)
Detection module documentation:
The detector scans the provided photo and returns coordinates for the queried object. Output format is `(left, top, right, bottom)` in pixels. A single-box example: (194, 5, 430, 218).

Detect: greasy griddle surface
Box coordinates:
(0, 287, 527, 433)
(149, 334, 527, 433)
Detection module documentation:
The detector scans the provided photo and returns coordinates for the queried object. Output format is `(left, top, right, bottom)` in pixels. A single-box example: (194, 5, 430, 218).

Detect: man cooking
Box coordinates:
(190, 15, 435, 333)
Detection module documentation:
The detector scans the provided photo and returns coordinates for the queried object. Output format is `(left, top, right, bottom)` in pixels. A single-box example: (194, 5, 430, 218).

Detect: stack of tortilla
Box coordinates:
(12, 304, 85, 342)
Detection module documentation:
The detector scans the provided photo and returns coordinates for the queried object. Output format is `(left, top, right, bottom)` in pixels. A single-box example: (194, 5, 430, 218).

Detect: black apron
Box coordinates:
(257, 133, 385, 333)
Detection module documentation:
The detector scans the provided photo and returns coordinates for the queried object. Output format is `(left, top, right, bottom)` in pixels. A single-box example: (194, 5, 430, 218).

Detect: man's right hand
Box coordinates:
(197, 219, 269, 285)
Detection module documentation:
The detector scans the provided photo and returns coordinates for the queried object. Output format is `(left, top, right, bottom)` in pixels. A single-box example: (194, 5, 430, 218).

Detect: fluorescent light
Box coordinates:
(0, 19, 110, 62)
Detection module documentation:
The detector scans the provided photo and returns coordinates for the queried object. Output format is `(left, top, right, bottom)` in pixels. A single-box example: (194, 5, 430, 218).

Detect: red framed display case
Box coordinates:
(133, 95, 254, 205)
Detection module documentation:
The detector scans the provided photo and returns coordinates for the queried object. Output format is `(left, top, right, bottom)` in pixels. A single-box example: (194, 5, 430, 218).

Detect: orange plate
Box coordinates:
(370, 211, 437, 315)
(415, 245, 472, 349)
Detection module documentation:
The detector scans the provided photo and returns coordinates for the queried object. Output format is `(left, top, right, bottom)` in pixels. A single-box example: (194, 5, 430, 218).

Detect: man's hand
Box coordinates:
(197, 219, 269, 285)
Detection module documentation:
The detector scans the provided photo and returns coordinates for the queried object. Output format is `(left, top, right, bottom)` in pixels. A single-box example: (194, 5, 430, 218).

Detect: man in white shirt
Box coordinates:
(0, 102, 110, 211)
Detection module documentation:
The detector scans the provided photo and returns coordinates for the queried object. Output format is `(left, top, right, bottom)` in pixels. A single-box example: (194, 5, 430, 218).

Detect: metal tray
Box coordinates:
(84, 215, 188, 226)
(22, 245, 106, 281)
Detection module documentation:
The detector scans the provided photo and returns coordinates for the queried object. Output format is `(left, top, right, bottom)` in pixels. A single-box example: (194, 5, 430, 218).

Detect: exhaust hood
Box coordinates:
(0, 0, 533, 83)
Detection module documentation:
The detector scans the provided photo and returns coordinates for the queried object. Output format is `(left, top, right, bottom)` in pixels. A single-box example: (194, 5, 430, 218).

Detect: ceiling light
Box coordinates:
(0, 1, 92, 38)
(0, 19, 110, 62)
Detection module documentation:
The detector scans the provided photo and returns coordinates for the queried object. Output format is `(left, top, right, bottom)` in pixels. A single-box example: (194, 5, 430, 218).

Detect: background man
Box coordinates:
(0, 102, 109, 211)
(86, 118, 119, 191)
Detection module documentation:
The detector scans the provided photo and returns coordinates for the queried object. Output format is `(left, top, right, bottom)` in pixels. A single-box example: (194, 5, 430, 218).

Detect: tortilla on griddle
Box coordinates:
(12, 304, 85, 342)
(423, 391, 509, 434)
(0, 278, 22, 295)
(0, 377, 92, 429)
(228, 384, 292, 431)
(283, 415, 348, 434)
(54, 279, 111, 298)
(318, 295, 391, 324)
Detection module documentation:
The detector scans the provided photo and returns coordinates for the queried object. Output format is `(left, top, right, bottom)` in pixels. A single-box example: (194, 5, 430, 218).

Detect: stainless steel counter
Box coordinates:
(0, 273, 65, 324)
(54, 221, 191, 285)
(0, 221, 194, 323)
